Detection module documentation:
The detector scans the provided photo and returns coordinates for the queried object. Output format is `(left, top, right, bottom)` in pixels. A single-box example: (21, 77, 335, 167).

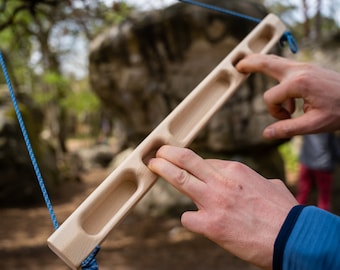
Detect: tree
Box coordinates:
(314, 0, 322, 40)
(0, 0, 132, 155)
(265, 0, 340, 42)
(301, 0, 310, 38)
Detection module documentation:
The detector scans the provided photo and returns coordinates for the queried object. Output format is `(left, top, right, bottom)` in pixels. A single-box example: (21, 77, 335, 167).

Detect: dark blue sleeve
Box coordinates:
(273, 205, 340, 270)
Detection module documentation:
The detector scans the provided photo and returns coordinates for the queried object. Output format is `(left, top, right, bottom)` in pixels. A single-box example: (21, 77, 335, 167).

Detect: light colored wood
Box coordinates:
(48, 14, 287, 269)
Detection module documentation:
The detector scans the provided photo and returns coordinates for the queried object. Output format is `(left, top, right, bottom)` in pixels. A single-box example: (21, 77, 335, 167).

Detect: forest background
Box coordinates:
(0, 0, 340, 269)
(1, 0, 339, 158)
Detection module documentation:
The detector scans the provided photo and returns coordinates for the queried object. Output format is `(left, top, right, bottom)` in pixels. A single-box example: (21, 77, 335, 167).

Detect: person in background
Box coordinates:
(148, 54, 340, 270)
(296, 133, 336, 211)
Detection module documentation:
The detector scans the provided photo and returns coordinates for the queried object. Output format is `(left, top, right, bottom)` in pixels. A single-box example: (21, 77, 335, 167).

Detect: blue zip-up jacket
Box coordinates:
(273, 205, 340, 270)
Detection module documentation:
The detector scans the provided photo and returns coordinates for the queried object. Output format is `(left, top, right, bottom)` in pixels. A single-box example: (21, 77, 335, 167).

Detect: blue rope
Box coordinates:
(178, 0, 298, 53)
(0, 51, 60, 230)
(81, 246, 101, 269)
(0, 50, 100, 270)
(179, 0, 261, 23)
(0, 2, 297, 269)
(280, 31, 299, 54)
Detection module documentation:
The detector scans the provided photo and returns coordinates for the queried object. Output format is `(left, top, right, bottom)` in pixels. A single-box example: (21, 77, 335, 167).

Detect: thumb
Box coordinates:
(181, 211, 205, 235)
(263, 121, 295, 139)
(263, 114, 322, 139)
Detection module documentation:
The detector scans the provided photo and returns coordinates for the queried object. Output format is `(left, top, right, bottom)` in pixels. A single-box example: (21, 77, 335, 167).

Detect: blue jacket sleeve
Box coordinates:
(273, 205, 340, 270)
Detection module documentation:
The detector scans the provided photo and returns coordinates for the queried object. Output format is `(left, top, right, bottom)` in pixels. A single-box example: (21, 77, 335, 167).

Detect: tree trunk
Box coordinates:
(37, 27, 68, 154)
(301, 0, 310, 39)
(315, 0, 322, 41)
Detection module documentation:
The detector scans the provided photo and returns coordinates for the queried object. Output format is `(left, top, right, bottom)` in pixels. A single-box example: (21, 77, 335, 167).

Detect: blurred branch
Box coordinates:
(0, 0, 67, 31)
(0, 3, 27, 31)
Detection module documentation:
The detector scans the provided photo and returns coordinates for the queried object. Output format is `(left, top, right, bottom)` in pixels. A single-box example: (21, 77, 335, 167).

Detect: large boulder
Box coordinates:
(89, 0, 282, 154)
(90, 0, 287, 215)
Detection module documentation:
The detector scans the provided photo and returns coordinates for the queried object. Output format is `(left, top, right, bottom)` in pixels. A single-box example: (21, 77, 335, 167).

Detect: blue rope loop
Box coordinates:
(0, 50, 100, 269)
(280, 31, 299, 54)
(178, 0, 298, 54)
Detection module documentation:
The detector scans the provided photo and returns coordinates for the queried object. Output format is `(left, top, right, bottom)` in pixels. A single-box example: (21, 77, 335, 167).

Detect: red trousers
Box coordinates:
(296, 164, 333, 211)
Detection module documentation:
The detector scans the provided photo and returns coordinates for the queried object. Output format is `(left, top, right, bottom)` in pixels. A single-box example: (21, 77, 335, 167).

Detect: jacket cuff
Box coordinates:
(272, 205, 306, 270)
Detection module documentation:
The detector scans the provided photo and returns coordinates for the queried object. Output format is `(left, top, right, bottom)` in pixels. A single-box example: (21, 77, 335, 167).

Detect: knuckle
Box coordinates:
(291, 66, 315, 93)
(177, 148, 196, 164)
(263, 91, 274, 107)
(281, 125, 295, 137)
(216, 161, 246, 185)
(227, 161, 246, 173)
(271, 178, 284, 186)
(174, 169, 190, 186)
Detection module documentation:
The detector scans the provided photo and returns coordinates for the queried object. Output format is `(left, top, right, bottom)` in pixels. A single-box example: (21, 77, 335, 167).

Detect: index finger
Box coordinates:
(155, 145, 222, 183)
(236, 54, 293, 82)
(148, 156, 206, 206)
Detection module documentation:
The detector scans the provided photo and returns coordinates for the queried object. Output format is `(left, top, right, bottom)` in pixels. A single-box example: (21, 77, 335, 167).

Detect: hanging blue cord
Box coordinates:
(81, 246, 101, 269)
(178, 0, 298, 53)
(0, 2, 297, 269)
(0, 51, 60, 230)
(0, 50, 100, 270)
(178, 0, 261, 23)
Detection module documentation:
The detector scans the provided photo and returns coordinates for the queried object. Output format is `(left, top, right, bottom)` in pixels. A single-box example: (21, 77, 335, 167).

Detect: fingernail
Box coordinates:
(146, 158, 154, 166)
(264, 127, 275, 138)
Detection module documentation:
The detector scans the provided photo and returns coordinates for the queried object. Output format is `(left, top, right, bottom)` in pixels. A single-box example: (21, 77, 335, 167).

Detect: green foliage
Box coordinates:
(86, 2, 134, 36)
(278, 141, 299, 174)
(0, 28, 14, 49)
(264, 1, 297, 20)
(106, 2, 133, 24)
(61, 87, 100, 116)
(42, 71, 68, 87)
(32, 72, 69, 105)
(32, 90, 56, 105)
(33, 71, 100, 116)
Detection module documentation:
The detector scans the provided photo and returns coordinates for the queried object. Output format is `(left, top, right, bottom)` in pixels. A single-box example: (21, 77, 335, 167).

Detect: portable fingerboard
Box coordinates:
(48, 14, 286, 269)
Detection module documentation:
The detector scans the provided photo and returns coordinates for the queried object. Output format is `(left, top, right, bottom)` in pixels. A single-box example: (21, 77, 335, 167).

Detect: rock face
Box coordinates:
(89, 0, 282, 155)
(0, 87, 58, 206)
(89, 0, 287, 215)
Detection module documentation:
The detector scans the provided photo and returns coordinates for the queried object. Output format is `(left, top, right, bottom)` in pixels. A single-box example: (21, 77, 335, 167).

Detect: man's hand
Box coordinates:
(236, 54, 340, 139)
(148, 145, 298, 269)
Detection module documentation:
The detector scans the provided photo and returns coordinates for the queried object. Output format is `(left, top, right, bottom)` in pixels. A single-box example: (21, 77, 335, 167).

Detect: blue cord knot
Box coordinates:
(280, 31, 299, 54)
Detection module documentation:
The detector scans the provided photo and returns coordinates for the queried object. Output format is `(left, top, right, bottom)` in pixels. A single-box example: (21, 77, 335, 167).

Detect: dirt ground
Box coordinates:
(1, 140, 339, 270)
(0, 166, 260, 270)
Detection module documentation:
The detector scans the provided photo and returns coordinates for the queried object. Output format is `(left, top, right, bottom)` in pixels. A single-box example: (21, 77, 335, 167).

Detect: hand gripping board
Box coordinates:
(48, 14, 286, 269)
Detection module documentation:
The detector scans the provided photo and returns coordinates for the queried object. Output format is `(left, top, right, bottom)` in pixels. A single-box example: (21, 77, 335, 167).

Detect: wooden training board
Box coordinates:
(48, 13, 286, 269)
